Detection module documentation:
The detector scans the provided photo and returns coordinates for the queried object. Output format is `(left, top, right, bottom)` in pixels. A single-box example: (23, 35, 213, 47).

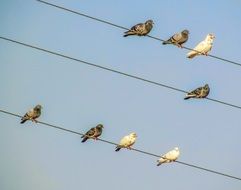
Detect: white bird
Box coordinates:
(115, 132, 137, 151)
(157, 147, 180, 166)
(187, 34, 215, 58)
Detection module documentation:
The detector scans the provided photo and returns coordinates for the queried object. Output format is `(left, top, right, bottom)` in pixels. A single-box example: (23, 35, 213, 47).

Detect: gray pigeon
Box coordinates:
(20, 104, 42, 124)
(184, 84, 210, 100)
(81, 124, 104, 143)
(163, 30, 189, 48)
(123, 20, 154, 37)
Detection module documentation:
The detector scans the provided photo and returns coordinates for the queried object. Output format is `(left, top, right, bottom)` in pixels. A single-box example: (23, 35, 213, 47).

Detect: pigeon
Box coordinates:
(187, 33, 215, 58)
(20, 104, 42, 124)
(115, 132, 137, 151)
(157, 147, 180, 166)
(123, 20, 154, 37)
(184, 84, 210, 100)
(81, 124, 104, 143)
(162, 29, 189, 48)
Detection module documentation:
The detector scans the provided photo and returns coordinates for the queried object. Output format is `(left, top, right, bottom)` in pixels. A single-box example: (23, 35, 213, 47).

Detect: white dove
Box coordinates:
(187, 34, 215, 58)
(115, 132, 137, 151)
(157, 147, 180, 166)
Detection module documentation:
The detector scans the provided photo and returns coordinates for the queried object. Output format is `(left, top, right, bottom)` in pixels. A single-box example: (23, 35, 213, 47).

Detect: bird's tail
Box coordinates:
(187, 51, 196, 58)
(184, 96, 191, 100)
(20, 119, 27, 124)
(123, 31, 135, 37)
(184, 93, 196, 100)
(115, 146, 121, 151)
(81, 136, 88, 143)
(20, 117, 28, 124)
(156, 160, 161, 166)
(162, 40, 171, 45)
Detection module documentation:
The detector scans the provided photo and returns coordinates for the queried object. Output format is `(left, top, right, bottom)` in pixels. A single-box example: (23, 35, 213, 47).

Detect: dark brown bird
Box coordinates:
(184, 84, 210, 100)
(81, 124, 104, 143)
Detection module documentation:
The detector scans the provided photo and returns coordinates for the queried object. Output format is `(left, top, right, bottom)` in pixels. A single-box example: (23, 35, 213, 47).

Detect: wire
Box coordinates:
(36, 0, 241, 67)
(1, 36, 241, 111)
(0, 108, 241, 181)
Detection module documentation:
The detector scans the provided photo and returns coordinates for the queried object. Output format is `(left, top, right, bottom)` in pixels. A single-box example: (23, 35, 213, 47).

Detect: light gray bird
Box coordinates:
(162, 30, 189, 48)
(157, 147, 180, 166)
(187, 34, 215, 58)
(115, 132, 137, 151)
(123, 20, 154, 37)
(20, 104, 42, 124)
(81, 124, 104, 143)
(184, 84, 210, 100)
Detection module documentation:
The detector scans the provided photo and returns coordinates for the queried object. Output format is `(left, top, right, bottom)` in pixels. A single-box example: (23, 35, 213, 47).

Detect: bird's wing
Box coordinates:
(172, 33, 182, 42)
(119, 135, 129, 146)
(187, 40, 205, 58)
(131, 23, 142, 31)
(85, 127, 96, 137)
(193, 40, 206, 52)
(27, 108, 34, 117)
(190, 87, 202, 95)
(95, 127, 102, 137)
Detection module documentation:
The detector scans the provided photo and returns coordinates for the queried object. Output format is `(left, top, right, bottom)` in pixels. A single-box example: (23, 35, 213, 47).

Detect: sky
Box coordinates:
(0, 0, 241, 190)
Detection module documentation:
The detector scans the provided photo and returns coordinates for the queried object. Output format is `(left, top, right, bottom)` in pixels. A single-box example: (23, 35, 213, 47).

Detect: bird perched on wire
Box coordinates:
(157, 147, 180, 166)
(184, 84, 210, 100)
(20, 104, 42, 124)
(123, 20, 154, 37)
(187, 33, 215, 58)
(162, 29, 189, 48)
(81, 124, 104, 143)
(115, 132, 137, 151)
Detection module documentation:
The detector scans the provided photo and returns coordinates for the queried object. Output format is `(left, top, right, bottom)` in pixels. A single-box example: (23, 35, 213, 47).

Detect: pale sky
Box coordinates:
(1, 0, 241, 190)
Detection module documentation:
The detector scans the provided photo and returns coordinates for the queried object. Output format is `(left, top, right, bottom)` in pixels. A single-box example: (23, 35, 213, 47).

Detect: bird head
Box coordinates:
(35, 105, 42, 110)
(174, 147, 179, 151)
(130, 132, 137, 138)
(97, 124, 104, 129)
(182, 29, 189, 35)
(204, 84, 210, 90)
(206, 33, 215, 43)
(146, 20, 154, 26)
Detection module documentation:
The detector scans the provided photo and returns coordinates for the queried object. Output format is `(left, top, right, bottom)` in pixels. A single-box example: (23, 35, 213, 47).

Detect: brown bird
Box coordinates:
(184, 84, 210, 100)
(81, 124, 104, 143)
(20, 105, 42, 124)
(162, 30, 189, 48)
(123, 20, 154, 37)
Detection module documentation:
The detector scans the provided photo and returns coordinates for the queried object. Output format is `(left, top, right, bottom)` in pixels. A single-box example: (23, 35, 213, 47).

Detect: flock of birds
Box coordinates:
(124, 19, 213, 100)
(20, 105, 179, 165)
(19, 19, 215, 166)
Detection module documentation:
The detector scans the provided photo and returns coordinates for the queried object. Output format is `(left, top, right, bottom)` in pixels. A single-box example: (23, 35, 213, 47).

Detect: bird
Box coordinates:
(184, 84, 210, 100)
(115, 132, 137, 151)
(20, 104, 42, 124)
(187, 33, 215, 58)
(162, 29, 189, 48)
(81, 124, 104, 143)
(123, 20, 154, 37)
(157, 147, 180, 166)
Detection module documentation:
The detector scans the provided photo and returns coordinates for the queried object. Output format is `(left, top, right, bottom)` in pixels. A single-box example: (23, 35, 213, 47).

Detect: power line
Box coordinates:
(0, 108, 240, 181)
(36, 0, 241, 68)
(1, 36, 241, 111)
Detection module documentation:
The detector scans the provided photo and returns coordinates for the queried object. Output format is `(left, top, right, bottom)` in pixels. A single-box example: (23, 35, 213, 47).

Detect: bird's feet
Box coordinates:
(176, 44, 182, 48)
(33, 119, 38, 123)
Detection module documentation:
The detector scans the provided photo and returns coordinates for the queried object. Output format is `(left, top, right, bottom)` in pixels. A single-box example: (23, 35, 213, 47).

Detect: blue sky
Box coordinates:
(1, 0, 241, 189)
